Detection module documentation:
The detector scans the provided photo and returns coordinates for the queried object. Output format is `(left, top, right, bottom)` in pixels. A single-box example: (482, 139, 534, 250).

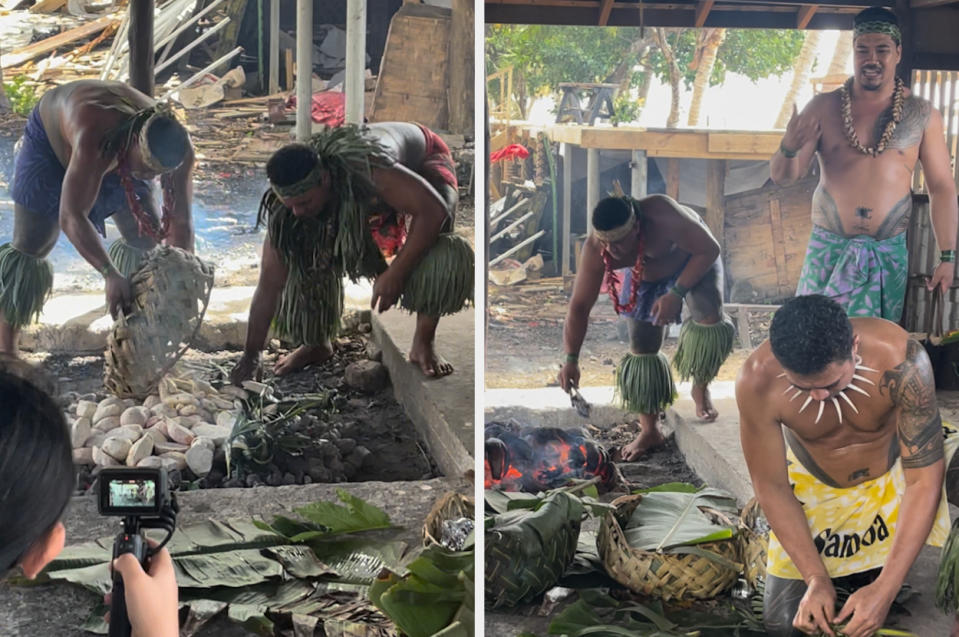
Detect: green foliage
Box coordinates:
(486, 25, 805, 119)
(610, 92, 644, 125)
(3, 75, 38, 117)
(645, 29, 804, 89)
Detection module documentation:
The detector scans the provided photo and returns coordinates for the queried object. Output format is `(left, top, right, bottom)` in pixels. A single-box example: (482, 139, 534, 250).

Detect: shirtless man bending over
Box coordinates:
(0, 80, 195, 355)
(737, 294, 959, 637)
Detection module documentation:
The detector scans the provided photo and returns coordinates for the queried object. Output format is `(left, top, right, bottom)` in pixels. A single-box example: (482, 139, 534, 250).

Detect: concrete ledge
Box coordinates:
(371, 309, 474, 478)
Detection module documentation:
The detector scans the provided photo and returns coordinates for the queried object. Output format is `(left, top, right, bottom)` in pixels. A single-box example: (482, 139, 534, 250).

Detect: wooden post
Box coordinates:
(705, 159, 726, 250)
(587, 148, 600, 232)
(295, 0, 312, 141)
(561, 142, 572, 278)
(448, 0, 474, 134)
(269, 0, 279, 94)
(128, 0, 154, 96)
(345, 0, 366, 124)
(631, 149, 647, 198)
(666, 158, 680, 200)
(285, 49, 294, 91)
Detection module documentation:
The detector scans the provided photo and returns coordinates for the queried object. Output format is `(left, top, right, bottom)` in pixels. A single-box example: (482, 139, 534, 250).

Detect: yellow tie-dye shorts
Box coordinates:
(766, 426, 958, 580)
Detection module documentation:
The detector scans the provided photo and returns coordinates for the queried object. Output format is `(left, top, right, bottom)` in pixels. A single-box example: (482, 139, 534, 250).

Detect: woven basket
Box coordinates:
(104, 246, 215, 399)
(596, 493, 741, 601)
(738, 497, 769, 589)
(423, 491, 475, 547)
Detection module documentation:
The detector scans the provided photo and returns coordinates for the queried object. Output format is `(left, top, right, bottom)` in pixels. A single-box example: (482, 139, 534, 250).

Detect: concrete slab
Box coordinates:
(19, 281, 375, 354)
(371, 309, 474, 478)
(0, 477, 469, 637)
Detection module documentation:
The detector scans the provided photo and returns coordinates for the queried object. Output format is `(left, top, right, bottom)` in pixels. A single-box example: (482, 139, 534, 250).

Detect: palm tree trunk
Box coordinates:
(774, 30, 823, 129)
(827, 30, 853, 76)
(654, 28, 683, 129)
(687, 28, 726, 127)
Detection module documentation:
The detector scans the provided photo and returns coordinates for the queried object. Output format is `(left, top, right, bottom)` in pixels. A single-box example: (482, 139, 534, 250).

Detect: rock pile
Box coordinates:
(69, 375, 239, 478)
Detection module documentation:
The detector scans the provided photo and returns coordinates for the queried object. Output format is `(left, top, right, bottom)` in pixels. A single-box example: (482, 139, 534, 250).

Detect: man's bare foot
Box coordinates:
(0, 316, 18, 356)
(409, 341, 454, 377)
(274, 344, 333, 376)
(620, 426, 666, 462)
(691, 384, 719, 422)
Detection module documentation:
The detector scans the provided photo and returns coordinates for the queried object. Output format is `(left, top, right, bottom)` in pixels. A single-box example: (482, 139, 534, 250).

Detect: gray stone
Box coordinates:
(125, 437, 154, 467)
(71, 417, 92, 448)
(193, 424, 230, 446)
(335, 438, 356, 455)
(136, 456, 165, 469)
(92, 402, 122, 424)
(142, 428, 167, 446)
(344, 360, 389, 393)
(73, 447, 94, 466)
(154, 441, 189, 454)
(186, 443, 214, 476)
(215, 410, 236, 429)
(167, 421, 195, 445)
(85, 431, 107, 449)
(92, 446, 121, 467)
(76, 400, 97, 419)
(142, 395, 161, 409)
(120, 406, 149, 426)
(100, 437, 132, 461)
(364, 340, 383, 362)
(93, 416, 121, 432)
(159, 452, 187, 472)
(113, 425, 143, 442)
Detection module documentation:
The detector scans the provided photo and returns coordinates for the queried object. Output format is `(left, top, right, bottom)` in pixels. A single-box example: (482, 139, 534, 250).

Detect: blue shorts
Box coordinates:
(617, 255, 723, 323)
(11, 106, 153, 237)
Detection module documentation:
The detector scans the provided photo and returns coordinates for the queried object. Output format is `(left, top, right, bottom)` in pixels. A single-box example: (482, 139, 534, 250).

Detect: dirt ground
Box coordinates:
(486, 281, 763, 389)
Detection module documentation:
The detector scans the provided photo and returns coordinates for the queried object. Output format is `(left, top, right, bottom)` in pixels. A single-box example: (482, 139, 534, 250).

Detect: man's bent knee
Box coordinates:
(763, 575, 806, 637)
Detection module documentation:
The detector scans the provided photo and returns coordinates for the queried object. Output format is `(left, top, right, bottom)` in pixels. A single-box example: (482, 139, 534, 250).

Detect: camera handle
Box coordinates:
(109, 517, 146, 637)
(108, 495, 178, 637)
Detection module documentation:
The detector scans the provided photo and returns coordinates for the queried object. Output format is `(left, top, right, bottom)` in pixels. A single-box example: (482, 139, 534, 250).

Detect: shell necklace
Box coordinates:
(778, 356, 878, 425)
(839, 76, 905, 157)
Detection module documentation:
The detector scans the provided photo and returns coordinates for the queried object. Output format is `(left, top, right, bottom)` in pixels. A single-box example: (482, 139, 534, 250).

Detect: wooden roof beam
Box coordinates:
(798, 4, 819, 27)
(910, 0, 959, 7)
(598, 0, 614, 24)
(694, 0, 715, 27)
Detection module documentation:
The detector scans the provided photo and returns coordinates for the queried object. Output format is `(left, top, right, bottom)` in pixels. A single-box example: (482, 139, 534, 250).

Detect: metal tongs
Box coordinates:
(568, 383, 591, 419)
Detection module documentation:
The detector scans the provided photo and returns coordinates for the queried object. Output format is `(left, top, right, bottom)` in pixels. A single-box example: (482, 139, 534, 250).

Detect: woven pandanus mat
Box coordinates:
(423, 491, 474, 548)
(596, 493, 742, 601)
(104, 246, 215, 399)
(738, 497, 769, 590)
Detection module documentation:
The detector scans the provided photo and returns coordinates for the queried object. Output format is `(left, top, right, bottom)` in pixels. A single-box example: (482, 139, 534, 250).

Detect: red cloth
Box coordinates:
(490, 144, 530, 163)
(284, 91, 346, 127)
(369, 124, 457, 258)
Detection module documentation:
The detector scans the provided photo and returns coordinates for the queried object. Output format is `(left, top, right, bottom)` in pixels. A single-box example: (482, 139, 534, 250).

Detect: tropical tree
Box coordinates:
(687, 28, 727, 127)
(774, 30, 823, 128)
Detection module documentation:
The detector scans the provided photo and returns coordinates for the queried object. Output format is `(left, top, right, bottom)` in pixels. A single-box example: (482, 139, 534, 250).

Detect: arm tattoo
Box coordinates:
(886, 96, 932, 150)
(873, 192, 913, 240)
(879, 340, 944, 469)
(811, 187, 845, 236)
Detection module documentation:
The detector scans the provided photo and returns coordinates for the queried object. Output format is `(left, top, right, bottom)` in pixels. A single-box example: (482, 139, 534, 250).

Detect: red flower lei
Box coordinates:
(601, 232, 645, 314)
(118, 152, 173, 242)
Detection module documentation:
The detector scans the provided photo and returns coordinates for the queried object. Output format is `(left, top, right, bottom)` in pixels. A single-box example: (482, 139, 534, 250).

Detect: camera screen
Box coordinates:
(108, 478, 157, 509)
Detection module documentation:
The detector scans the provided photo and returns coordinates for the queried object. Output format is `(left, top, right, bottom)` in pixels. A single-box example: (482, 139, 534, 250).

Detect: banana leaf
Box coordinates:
(369, 544, 474, 637)
(624, 486, 739, 551)
(254, 489, 396, 539)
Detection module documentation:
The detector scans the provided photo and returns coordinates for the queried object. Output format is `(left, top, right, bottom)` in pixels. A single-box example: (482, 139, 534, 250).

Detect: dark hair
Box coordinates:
(0, 358, 75, 575)
(266, 144, 320, 186)
(592, 196, 636, 231)
(854, 6, 900, 43)
(769, 295, 854, 375)
(145, 116, 190, 170)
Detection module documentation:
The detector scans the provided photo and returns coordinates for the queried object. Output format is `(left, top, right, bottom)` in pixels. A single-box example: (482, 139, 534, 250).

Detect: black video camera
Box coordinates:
(97, 468, 178, 637)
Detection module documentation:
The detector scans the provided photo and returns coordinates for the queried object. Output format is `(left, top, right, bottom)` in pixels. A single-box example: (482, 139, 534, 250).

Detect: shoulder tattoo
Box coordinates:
(885, 97, 932, 150)
(879, 339, 943, 469)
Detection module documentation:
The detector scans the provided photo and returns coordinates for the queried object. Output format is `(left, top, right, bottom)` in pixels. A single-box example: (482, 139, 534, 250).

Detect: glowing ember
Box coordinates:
(484, 421, 616, 492)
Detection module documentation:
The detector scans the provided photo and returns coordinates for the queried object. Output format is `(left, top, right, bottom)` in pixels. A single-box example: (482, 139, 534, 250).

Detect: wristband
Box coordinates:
(565, 353, 579, 364)
(779, 141, 798, 158)
(941, 250, 956, 263)
(668, 283, 689, 299)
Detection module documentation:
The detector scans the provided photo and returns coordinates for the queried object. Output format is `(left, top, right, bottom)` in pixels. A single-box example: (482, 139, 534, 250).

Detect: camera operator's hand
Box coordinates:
(112, 545, 179, 637)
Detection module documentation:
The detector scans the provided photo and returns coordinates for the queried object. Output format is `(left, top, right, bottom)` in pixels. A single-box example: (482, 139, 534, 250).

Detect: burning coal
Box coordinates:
(484, 420, 616, 492)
